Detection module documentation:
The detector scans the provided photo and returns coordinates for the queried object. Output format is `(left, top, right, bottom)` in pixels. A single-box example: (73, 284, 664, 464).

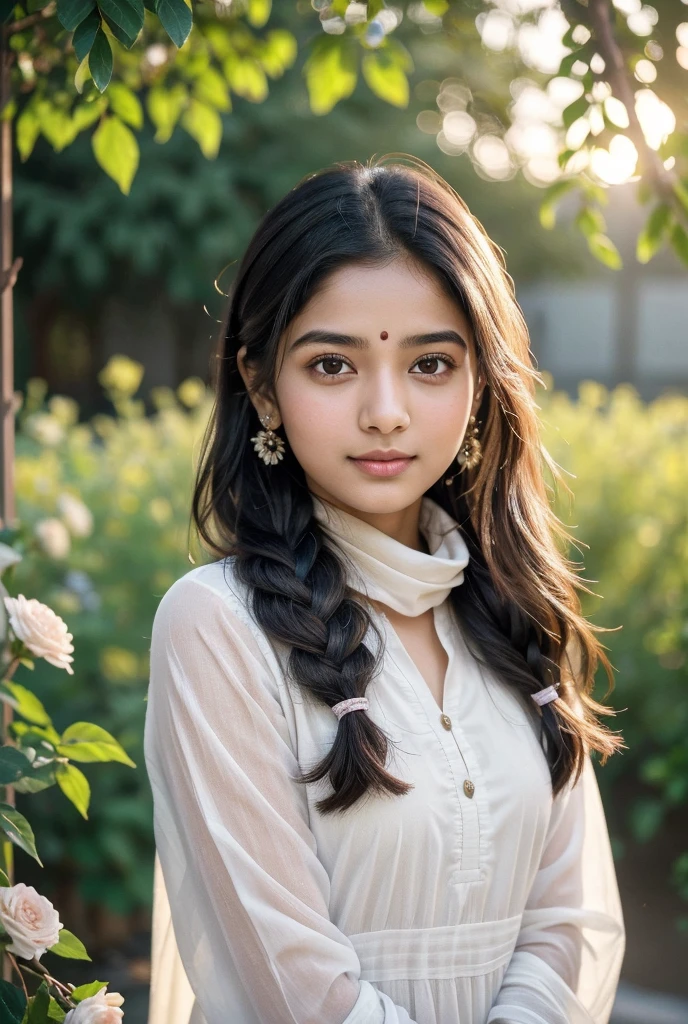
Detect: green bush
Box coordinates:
(11, 361, 688, 925)
(541, 382, 688, 881)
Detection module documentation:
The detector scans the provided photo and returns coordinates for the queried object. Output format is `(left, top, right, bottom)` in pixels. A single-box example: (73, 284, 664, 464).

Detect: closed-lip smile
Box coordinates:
(352, 449, 414, 461)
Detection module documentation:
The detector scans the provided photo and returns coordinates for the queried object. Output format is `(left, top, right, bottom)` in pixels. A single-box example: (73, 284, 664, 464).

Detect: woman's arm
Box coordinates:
(144, 574, 418, 1024)
(486, 753, 625, 1024)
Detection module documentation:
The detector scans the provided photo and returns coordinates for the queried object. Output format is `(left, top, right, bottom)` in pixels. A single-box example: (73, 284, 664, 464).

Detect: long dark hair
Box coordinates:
(192, 154, 624, 814)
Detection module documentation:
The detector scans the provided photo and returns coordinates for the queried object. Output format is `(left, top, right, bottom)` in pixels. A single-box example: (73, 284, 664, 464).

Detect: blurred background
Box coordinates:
(3, 0, 688, 1022)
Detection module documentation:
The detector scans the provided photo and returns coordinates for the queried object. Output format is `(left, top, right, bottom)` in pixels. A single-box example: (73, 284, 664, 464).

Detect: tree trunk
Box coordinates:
(0, 20, 16, 986)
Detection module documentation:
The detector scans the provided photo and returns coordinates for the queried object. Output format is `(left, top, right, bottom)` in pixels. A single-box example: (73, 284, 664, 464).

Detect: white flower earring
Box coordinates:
(250, 413, 286, 466)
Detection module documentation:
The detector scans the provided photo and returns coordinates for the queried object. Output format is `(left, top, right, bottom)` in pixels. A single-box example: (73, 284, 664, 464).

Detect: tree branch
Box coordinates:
(5, 4, 55, 36)
(6, 952, 29, 1001)
(1, 257, 22, 294)
(588, 0, 686, 223)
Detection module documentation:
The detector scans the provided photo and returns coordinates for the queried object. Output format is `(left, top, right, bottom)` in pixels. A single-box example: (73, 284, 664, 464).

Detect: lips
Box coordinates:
(349, 451, 416, 478)
(352, 449, 413, 461)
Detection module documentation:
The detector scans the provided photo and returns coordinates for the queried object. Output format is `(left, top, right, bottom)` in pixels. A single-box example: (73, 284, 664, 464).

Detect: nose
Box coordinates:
(358, 368, 411, 435)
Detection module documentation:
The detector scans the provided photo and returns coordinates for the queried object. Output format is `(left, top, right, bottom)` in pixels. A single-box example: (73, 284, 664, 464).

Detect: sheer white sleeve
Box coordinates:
(486, 753, 625, 1024)
(144, 574, 419, 1024)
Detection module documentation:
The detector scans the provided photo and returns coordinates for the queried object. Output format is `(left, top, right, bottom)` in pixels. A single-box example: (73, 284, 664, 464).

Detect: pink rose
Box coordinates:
(3, 594, 74, 674)
(0, 883, 62, 960)
(64, 987, 125, 1023)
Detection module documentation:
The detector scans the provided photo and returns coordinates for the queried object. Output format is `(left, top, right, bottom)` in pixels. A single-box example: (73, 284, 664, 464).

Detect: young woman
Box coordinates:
(144, 155, 626, 1024)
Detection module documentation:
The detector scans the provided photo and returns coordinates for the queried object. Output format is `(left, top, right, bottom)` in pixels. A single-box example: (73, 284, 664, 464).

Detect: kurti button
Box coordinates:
(463, 779, 475, 798)
(440, 714, 452, 730)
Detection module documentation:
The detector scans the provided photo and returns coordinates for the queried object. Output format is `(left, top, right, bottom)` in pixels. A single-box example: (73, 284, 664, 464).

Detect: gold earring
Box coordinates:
(445, 416, 483, 485)
(458, 415, 483, 470)
(250, 413, 286, 466)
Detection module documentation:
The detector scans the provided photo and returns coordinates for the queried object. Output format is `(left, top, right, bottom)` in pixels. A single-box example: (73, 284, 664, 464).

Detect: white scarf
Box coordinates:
(311, 495, 470, 617)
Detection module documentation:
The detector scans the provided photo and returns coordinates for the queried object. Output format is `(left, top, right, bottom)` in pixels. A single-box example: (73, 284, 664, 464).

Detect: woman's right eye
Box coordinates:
(309, 355, 353, 376)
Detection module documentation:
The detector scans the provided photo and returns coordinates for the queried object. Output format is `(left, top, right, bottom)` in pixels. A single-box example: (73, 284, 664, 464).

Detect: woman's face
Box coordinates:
(240, 258, 481, 535)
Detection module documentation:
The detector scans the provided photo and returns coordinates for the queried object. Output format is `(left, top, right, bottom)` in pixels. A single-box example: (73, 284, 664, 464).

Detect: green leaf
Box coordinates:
(74, 54, 91, 93)
(636, 202, 672, 263)
(0, 745, 33, 784)
(55, 762, 90, 819)
(0, 978, 26, 1024)
(257, 28, 297, 78)
(538, 177, 577, 229)
(46, 928, 91, 961)
(193, 67, 231, 111)
(101, 9, 137, 47)
(13, 758, 58, 795)
(57, 721, 137, 766)
(0, 681, 52, 727)
(303, 36, 358, 116)
(671, 178, 688, 216)
(91, 115, 139, 194)
(73, 8, 100, 60)
(16, 105, 40, 161)
(224, 55, 268, 102)
(562, 94, 588, 130)
(156, 0, 192, 49)
(97, 0, 143, 40)
(0, 802, 42, 865)
(362, 42, 413, 108)
(47, 996, 66, 1022)
(247, 0, 269, 27)
(147, 83, 187, 142)
(575, 205, 606, 238)
(57, 0, 95, 31)
(0, 867, 9, 885)
(27, 981, 50, 1024)
(107, 81, 143, 128)
(181, 98, 222, 158)
(89, 25, 113, 92)
(69, 981, 108, 1001)
(10, 722, 61, 747)
(586, 232, 622, 270)
(72, 97, 107, 131)
(669, 222, 688, 266)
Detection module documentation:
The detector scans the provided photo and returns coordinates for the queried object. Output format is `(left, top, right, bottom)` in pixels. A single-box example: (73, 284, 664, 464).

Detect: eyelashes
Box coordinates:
(306, 352, 459, 381)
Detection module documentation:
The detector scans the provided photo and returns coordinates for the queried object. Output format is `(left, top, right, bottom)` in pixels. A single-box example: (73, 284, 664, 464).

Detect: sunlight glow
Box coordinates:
(635, 88, 676, 150)
(590, 135, 639, 184)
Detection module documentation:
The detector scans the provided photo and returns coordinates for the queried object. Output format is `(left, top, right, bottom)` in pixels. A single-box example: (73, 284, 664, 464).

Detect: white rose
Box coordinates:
(25, 413, 65, 447)
(3, 594, 75, 674)
(64, 987, 125, 1023)
(0, 883, 62, 960)
(35, 518, 71, 560)
(57, 493, 94, 539)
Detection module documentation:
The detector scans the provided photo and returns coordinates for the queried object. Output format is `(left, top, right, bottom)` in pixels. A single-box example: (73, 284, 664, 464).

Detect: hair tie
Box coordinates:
(531, 685, 560, 707)
(332, 697, 369, 720)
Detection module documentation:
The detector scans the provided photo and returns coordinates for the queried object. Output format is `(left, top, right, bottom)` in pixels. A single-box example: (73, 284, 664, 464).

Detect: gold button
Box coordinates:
(463, 779, 475, 798)
(440, 713, 452, 730)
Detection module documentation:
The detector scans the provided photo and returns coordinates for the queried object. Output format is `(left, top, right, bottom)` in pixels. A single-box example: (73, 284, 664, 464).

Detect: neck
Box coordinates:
(306, 485, 426, 551)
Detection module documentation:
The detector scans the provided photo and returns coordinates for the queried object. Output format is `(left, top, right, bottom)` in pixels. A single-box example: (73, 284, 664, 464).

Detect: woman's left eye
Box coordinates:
(410, 354, 455, 376)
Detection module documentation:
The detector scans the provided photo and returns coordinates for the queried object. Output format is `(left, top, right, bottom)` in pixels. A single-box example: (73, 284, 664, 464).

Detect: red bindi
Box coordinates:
(380, 331, 388, 340)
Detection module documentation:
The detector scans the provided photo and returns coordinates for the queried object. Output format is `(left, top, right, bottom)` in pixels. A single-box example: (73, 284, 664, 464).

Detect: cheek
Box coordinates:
(275, 374, 348, 451)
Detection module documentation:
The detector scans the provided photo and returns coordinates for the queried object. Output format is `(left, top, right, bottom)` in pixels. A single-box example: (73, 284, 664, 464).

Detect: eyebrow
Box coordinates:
(287, 329, 468, 352)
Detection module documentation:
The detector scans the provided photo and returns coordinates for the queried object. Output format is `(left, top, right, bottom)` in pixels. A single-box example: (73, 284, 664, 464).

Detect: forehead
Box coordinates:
(284, 259, 474, 343)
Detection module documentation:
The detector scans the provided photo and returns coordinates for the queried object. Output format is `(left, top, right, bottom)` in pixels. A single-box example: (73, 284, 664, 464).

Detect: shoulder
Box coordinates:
(151, 557, 279, 669)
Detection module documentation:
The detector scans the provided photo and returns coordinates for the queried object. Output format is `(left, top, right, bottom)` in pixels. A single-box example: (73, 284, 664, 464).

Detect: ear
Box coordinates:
(236, 345, 282, 428)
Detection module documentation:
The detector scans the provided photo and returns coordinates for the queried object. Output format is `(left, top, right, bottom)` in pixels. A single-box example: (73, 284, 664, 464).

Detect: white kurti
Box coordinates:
(143, 497, 625, 1024)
